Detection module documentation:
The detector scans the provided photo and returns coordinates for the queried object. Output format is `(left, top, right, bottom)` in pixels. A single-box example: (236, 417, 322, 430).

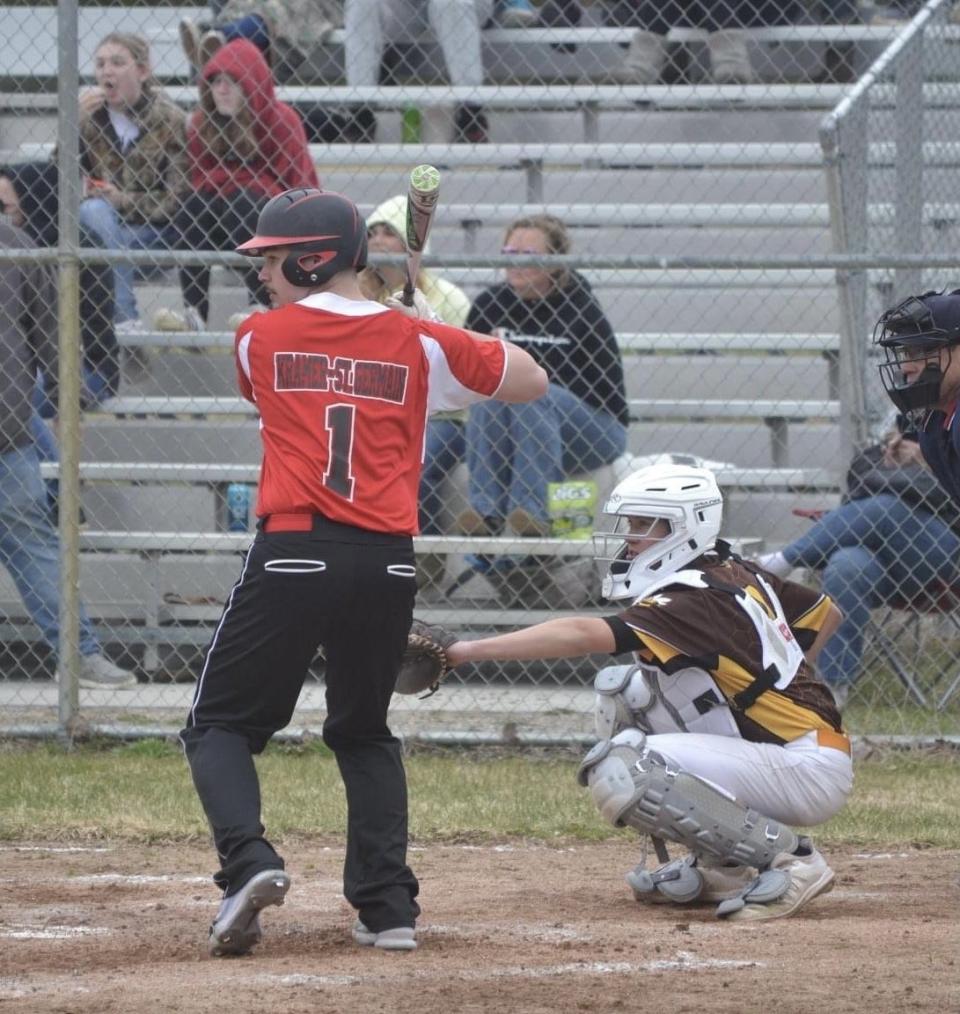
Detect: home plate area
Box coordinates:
(0, 841, 952, 1014)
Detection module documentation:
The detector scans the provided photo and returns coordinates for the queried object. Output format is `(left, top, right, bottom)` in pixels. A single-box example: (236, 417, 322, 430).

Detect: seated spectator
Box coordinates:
(602, 1, 804, 84)
(342, 0, 492, 143)
(459, 213, 628, 539)
(756, 430, 960, 706)
(179, 0, 343, 81)
(76, 32, 188, 333)
(0, 162, 119, 407)
(155, 39, 319, 332)
(0, 161, 119, 522)
(358, 193, 471, 589)
(0, 213, 135, 689)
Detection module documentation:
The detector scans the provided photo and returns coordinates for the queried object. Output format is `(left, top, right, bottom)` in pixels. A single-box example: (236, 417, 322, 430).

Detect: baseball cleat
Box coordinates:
(352, 920, 417, 951)
(208, 869, 290, 956)
(717, 843, 835, 922)
(628, 856, 754, 905)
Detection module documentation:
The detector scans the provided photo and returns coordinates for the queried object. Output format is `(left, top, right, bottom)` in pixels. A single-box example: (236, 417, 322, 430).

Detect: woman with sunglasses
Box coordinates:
(457, 214, 628, 541)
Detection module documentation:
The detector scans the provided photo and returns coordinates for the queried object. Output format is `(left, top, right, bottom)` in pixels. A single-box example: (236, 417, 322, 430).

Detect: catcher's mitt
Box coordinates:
(395, 619, 458, 696)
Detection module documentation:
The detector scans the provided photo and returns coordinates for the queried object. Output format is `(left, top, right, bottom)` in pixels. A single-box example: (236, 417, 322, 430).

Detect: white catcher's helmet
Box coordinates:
(593, 464, 723, 601)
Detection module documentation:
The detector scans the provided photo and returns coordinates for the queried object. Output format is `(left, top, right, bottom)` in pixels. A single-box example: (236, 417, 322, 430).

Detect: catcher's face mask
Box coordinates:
(874, 291, 960, 421)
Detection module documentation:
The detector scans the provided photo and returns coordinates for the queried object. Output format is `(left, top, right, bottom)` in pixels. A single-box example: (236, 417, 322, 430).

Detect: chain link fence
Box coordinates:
(0, 0, 958, 743)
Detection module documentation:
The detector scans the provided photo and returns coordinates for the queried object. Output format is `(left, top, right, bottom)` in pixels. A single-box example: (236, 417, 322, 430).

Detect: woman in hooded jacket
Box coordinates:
(156, 39, 319, 331)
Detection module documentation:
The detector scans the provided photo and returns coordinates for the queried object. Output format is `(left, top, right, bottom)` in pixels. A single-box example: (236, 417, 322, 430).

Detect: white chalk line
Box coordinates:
(409, 844, 577, 854)
(0, 948, 763, 1000)
(0, 845, 112, 853)
(852, 852, 911, 860)
(73, 873, 209, 885)
(0, 924, 111, 940)
(428, 922, 592, 943)
(259, 951, 763, 988)
(0, 873, 208, 886)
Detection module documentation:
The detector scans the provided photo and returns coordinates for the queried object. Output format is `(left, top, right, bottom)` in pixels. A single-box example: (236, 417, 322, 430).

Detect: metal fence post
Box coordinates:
(894, 26, 925, 303)
(56, 0, 82, 736)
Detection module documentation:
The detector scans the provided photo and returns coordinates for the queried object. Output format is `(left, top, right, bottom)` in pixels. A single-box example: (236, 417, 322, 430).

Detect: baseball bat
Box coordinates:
(402, 164, 441, 307)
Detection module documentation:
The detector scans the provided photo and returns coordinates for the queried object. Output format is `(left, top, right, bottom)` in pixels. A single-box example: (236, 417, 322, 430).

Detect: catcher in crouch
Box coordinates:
(408, 462, 851, 921)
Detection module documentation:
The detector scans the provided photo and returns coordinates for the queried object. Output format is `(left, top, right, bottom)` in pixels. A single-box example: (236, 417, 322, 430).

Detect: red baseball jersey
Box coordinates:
(234, 292, 508, 534)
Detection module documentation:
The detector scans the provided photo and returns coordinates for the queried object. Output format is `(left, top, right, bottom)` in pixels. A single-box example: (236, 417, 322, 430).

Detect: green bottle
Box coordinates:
(401, 105, 421, 144)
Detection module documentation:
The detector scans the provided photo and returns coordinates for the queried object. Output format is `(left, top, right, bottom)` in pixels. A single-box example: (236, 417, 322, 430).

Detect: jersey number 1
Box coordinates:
(324, 403, 356, 499)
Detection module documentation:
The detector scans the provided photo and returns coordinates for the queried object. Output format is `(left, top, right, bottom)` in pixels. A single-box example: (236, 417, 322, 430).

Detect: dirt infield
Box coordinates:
(0, 839, 954, 1014)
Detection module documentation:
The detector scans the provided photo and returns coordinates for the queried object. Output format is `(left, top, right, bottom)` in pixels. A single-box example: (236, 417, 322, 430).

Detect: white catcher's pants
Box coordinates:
(647, 730, 853, 829)
(344, 0, 494, 87)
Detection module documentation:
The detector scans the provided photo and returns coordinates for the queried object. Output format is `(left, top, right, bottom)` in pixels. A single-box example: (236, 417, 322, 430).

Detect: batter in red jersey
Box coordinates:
(180, 188, 547, 957)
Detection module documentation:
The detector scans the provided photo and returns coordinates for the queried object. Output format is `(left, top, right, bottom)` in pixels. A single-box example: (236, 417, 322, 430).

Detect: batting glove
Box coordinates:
(385, 288, 442, 322)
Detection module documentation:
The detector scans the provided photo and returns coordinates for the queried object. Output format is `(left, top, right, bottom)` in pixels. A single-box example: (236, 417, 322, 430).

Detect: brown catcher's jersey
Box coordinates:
(235, 292, 507, 534)
(607, 552, 842, 743)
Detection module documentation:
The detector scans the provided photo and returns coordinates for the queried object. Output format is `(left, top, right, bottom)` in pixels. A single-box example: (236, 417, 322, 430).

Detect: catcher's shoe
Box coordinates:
(208, 869, 290, 956)
(352, 920, 417, 951)
(717, 841, 834, 922)
(628, 856, 754, 905)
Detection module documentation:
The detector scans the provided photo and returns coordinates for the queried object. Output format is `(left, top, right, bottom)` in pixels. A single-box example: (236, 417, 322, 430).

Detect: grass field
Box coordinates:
(3, 739, 957, 1013)
(2, 738, 958, 847)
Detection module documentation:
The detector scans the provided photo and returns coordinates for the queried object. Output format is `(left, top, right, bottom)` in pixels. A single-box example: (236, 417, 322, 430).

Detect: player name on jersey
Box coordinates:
(274, 352, 408, 404)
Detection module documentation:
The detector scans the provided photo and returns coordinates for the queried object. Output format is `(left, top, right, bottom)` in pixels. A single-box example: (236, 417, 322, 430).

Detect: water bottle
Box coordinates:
(225, 483, 251, 532)
(401, 104, 422, 144)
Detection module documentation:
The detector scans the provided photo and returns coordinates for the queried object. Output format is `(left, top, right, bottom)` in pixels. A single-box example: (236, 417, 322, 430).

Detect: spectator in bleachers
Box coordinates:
(342, 0, 492, 143)
(155, 39, 319, 332)
(0, 162, 119, 409)
(358, 194, 471, 589)
(458, 213, 628, 539)
(76, 32, 189, 333)
(0, 212, 136, 689)
(179, 0, 343, 81)
(601, 1, 804, 84)
(0, 162, 120, 522)
(756, 429, 960, 707)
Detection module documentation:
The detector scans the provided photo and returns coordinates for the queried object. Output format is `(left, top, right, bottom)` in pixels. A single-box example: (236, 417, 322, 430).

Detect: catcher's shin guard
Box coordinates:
(577, 731, 798, 871)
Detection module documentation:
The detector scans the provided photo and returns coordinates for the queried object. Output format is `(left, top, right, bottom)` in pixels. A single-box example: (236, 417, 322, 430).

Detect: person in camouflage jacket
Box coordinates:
(77, 32, 190, 328)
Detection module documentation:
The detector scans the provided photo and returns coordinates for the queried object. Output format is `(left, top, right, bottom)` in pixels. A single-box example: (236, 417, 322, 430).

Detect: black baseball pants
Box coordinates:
(180, 515, 420, 931)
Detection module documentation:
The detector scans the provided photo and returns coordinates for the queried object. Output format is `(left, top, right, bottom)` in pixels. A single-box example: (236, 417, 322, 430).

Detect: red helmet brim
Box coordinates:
(236, 233, 339, 254)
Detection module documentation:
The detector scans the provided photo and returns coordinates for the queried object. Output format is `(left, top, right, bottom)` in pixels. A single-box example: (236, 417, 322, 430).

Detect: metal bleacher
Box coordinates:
(5, 5, 957, 677)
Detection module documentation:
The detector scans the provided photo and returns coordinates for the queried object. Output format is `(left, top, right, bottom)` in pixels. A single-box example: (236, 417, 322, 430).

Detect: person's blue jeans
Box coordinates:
(419, 417, 465, 534)
(782, 494, 960, 688)
(78, 197, 176, 324)
(0, 444, 101, 657)
(465, 383, 627, 524)
(32, 366, 114, 510)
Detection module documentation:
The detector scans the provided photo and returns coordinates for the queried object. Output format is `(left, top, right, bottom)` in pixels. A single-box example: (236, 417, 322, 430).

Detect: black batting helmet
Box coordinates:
(237, 188, 368, 288)
(874, 289, 960, 418)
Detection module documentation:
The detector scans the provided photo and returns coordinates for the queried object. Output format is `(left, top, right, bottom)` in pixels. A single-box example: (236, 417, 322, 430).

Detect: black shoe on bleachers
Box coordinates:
(342, 106, 378, 143)
(453, 104, 488, 144)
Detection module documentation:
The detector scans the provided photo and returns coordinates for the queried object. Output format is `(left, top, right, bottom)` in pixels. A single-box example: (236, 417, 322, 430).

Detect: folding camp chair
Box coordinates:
(792, 507, 960, 710)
